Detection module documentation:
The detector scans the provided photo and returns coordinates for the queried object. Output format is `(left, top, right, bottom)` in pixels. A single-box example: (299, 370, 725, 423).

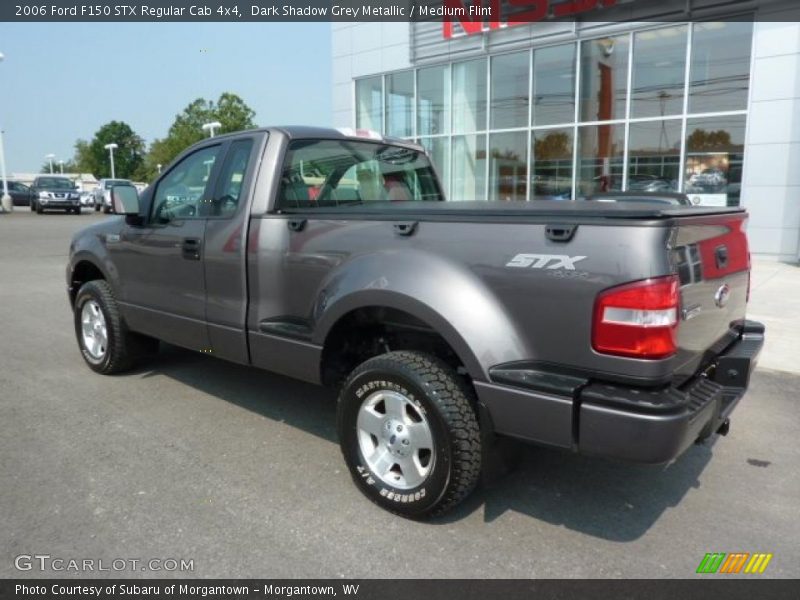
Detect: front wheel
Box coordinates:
(73, 280, 157, 374)
(337, 351, 481, 518)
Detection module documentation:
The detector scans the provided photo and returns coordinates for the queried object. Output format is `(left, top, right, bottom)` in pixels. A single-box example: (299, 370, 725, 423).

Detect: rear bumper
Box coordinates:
(478, 321, 765, 464)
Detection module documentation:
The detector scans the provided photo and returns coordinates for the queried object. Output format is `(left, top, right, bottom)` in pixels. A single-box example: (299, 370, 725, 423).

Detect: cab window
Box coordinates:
(209, 139, 254, 217)
(152, 146, 220, 222)
(277, 139, 443, 209)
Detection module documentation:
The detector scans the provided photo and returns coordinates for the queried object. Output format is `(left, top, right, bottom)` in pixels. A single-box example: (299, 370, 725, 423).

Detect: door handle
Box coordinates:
(393, 221, 417, 236)
(182, 237, 201, 260)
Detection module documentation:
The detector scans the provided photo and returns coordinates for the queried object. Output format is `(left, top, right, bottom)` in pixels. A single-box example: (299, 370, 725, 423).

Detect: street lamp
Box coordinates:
(104, 143, 118, 179)
(45, 153, 55, 174)
(0, 51, 12, 213)
(157, 164, 162, 174)
(58, 160, 64, 174)
(202, 121, 222, 138)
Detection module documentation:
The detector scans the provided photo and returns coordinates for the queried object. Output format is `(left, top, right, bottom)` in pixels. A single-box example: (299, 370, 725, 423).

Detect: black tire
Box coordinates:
(94, 204, 101, 212)
(30, 201, 35, 212)
(103, 205, 110, 214)
(337, 351, 481, 518)
(36, 203, 43, 214)
(73, 280, 157, 374)
(74, 206, 82, 215)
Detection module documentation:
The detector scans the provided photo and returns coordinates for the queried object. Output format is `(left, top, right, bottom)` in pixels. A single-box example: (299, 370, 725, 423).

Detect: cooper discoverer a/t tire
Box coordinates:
(337, 351, 481, 518)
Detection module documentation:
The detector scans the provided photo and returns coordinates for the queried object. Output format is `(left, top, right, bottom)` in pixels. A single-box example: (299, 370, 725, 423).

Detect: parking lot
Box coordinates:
(0, 210, 798, 579)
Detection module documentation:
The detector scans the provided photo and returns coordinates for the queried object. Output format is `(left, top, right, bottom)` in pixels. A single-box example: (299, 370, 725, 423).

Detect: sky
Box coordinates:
(0, 22, 332, 173)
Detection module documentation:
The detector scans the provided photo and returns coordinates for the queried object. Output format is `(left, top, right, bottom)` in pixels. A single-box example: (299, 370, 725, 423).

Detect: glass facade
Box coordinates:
(355, 22, 753, 206)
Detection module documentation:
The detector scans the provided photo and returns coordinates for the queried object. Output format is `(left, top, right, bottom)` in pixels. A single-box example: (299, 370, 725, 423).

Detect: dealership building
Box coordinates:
(331, 0, 800, 260)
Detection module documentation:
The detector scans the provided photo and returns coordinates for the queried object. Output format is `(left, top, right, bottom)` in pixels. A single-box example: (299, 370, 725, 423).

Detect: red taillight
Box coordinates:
(592, 275, 680, 359)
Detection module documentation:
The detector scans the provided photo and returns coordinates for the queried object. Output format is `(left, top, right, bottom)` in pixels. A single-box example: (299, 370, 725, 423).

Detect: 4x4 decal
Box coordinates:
(506, 254, 587, 271)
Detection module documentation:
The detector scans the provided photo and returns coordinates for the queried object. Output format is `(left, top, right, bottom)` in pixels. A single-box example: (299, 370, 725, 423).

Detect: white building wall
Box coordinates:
(332, 22, 411, 128)
(741, 19, 800, 260)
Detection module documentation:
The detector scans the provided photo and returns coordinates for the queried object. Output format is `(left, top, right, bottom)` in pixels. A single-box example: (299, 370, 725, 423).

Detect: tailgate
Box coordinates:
(672, 212, 750, 383)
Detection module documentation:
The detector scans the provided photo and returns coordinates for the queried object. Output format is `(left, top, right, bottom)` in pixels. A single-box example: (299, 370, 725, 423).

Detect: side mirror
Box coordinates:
(111, 185, 139, 215)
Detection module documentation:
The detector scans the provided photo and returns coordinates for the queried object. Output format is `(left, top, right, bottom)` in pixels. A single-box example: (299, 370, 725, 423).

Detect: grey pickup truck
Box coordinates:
(67, 127, 764, 518)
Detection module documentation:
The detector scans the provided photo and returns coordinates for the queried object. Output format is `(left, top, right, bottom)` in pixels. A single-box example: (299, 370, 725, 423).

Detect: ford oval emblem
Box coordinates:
(714, 284, 731, 308)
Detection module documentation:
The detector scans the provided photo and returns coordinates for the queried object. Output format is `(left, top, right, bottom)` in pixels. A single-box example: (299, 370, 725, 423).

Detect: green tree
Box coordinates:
(82, 121, 145, 179)
(145, 93, 257, 180)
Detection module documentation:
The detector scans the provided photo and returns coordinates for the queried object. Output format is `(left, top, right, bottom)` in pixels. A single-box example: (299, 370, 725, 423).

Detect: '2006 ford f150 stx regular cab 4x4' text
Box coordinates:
(67, 127, 764, 518)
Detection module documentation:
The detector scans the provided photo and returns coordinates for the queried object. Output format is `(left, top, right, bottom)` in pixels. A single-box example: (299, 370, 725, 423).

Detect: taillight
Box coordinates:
(592, 275, 680, 359)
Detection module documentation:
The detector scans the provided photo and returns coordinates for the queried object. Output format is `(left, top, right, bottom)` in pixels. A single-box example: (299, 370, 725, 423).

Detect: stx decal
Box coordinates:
(696, 552, 773, 574)
(443, 0, 618, 39)
(506, 254, 587, 270)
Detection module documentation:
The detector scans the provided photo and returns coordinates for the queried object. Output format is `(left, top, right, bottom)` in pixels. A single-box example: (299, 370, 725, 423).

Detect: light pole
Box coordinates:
(104, 143, 118, 179)
(0, 51, 11, 213)
(157, 164, 162, 174)
(58, 160, 64, 174)
(202, 121, 221, 138)
(45, 153, 55, 174)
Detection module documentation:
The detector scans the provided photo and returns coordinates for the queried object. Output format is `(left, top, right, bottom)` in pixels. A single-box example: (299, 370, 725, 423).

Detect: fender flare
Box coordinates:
(310, 250, 530, 382)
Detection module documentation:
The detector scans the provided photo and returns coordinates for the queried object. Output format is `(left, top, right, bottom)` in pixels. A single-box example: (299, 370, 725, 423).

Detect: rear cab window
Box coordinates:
(277, 139, 443, 210)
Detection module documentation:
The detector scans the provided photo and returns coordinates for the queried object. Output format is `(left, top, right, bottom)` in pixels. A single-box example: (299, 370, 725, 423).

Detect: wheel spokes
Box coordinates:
(356, 406, 385, 438)
(406, 421, 433, 450)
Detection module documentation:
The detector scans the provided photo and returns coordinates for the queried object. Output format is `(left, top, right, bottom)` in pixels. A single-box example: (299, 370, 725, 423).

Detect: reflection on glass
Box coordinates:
(420, 137, 450, 197)
(577, 124, 624, 196)
(452, 59, 487, 133)
(418, 66, 450, 136)
(491, 52, 529, 130)
(689, 22, 753, 114)
(385, 71, 414, 138)
(452, 134, 487, 201)
(356, 77, 383, 132)
(627, 120, 681, 192)
(684, 116, 746, 207)
(489, 132, 527, 202)
(631, 25, 688, 118)
(533, 44, 576, 126)
(532, 128, 573, 200)
(580, 35, 630, 122)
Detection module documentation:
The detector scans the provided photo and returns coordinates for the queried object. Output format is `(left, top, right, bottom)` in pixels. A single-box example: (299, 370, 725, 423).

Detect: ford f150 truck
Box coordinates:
(67, 127, 764, 518)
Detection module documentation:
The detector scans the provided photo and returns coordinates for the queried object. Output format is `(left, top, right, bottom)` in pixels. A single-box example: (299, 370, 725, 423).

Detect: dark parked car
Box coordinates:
(31, 176, 82, 214)
(2, 180, 36, 206)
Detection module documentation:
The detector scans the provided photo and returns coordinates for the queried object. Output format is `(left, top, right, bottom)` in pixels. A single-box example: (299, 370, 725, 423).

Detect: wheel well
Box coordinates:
(69, 261, 105, 306)
(320, 306, 467, 388)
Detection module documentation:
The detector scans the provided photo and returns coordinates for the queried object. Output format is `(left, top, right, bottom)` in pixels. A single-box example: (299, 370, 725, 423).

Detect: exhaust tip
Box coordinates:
(717, 419, 731, 437)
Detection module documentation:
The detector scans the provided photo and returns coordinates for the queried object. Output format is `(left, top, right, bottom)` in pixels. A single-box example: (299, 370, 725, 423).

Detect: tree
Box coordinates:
(145, 93, 257, 179)
(81, 121, 145, 179)
(687, 129, 736, 152)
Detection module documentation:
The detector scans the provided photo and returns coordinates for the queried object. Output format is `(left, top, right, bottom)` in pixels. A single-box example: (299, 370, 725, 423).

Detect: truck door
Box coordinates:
(202, 136, 261, 364)
(113, 143, 223, 352)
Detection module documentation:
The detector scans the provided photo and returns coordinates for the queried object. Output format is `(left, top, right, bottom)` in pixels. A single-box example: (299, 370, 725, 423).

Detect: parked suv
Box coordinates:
(93, 178, 134, 213)
(31, 176, 81, 214)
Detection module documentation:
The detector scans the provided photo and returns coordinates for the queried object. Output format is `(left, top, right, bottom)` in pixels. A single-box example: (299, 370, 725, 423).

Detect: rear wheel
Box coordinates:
(337, 351, 481, 518)
(74, 206, 81, 215)
(73, 280, 157, 374)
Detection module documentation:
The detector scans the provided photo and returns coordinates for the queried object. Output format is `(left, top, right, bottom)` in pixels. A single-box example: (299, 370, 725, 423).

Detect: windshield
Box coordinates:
(277, 139, 444, 209)
(37, 177, 74, 190)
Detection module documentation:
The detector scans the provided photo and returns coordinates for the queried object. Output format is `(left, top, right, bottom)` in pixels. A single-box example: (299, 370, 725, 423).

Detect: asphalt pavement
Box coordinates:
(0, 210, 798, 579)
